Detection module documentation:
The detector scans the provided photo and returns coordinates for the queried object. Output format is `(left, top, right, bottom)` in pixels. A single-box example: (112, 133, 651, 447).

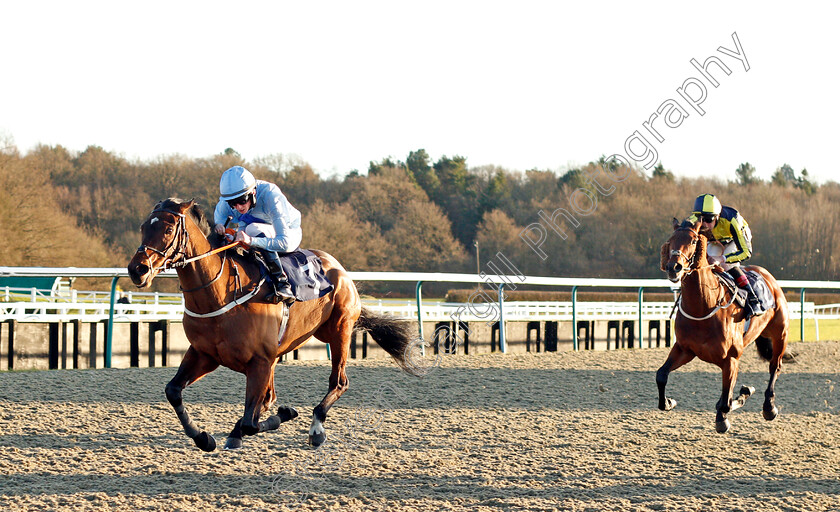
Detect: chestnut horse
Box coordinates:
(658, 218, 789, 433)
(127, 198, 420, 451)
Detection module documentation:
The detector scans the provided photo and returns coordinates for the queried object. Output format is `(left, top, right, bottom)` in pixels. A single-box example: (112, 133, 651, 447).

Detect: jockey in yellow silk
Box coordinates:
(688, 193, 763, 317)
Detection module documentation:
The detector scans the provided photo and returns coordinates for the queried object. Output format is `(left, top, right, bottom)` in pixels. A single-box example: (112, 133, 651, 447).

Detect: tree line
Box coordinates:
(2, 139, 838, 292)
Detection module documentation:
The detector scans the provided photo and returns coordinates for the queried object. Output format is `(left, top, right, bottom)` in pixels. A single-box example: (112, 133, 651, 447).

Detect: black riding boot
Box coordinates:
(728, 267, 763, 317)
(261, 250, 295, 305)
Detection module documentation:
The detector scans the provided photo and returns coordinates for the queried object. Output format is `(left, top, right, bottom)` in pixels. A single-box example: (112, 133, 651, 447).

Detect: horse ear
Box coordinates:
(184, 199, 195, 210)
(672, 217, 680, 230)
(660, 242, 670, 271)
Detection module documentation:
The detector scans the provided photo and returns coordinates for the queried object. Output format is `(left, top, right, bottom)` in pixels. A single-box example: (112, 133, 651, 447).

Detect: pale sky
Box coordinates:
(2, 1, 838, 183)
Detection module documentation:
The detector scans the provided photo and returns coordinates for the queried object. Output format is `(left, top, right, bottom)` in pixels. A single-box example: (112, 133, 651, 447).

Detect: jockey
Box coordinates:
(213, 165, 301, 304)
(688, 193, 763, 317)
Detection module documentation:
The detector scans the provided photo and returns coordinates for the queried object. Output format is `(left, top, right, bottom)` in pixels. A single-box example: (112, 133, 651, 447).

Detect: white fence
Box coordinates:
(0, 290, 827, 323)
(2, 267, 840, 356)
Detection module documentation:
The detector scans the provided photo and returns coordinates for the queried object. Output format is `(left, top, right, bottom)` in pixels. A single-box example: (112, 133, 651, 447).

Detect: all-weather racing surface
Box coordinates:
(1, 341, 839, 511)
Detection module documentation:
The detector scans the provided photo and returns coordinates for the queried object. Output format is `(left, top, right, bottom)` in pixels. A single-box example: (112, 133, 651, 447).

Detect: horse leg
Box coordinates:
(309, 319, 354, 447)
(224, 407, 299, 450)
(656, 343, 695, 411)
(715, 357, 748, 433)
(224, 367, 298, 450)
(165, 347, 220, 452)
(222, 359, 273, 451)
(763, 331, 787, 421)
(263, 372, 277, 413)
(240, 359, 275, 436)
(309, 349, 349, 447)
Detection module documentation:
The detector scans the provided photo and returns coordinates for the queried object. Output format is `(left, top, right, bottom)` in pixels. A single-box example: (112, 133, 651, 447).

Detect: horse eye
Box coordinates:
(165, 227, 174, 235)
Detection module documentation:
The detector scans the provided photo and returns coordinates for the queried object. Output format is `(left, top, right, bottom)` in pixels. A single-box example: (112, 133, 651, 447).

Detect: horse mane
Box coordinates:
(156, 198, 225, 247)
(694, 233, 708, 269)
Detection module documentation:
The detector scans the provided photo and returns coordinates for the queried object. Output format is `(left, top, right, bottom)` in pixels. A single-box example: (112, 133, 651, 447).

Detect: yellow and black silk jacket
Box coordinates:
(687, 206, 752, 264)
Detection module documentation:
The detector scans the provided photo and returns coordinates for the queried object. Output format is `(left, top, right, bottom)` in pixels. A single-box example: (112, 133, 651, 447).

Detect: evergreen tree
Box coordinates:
(735, 162, 760, 186)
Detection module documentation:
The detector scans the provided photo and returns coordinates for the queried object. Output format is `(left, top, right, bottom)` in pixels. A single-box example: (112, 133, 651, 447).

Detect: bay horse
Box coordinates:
(127, 198, 421, 451)
(658, 218, 789, 433)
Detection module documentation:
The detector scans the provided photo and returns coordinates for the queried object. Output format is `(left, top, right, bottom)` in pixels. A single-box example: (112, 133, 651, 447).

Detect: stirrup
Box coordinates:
(266, 278, 295, 305)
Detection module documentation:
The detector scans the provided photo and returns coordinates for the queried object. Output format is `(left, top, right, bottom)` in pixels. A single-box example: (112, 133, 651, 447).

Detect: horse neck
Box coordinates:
(175, 220, 229, 305)
(681, 266, 723, 312)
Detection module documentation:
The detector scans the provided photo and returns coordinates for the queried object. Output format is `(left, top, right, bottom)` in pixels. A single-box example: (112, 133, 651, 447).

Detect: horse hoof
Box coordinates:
(194, 431, 217, 452)
(739, 385, 756, 397)
(763, 405, 779, 421)
(309, 431, 326, 448)
(659, 397, 677, 411)
(278, 406, 299, 422)
(715, 419, 731, 434)
(224, 437, 243, 450)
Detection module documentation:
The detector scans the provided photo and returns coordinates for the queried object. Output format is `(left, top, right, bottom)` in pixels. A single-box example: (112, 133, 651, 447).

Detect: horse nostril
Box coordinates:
(673, 263, 682, 273)
(128, 263, 149, 279)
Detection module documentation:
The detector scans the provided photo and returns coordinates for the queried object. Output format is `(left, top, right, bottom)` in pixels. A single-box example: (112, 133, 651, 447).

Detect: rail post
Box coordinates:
(498, 283, 506, 353)
(415, 281, 425, 355)
(800, 288, 805, 342)
(638, 287, 644, 348)
(571, 285, 579, 351)
(106, 276, 119, 368)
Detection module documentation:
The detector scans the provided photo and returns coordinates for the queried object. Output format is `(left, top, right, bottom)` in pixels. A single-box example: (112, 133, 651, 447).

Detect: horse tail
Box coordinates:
(755, 335, 774, 361)
(355, 307, 422, 377)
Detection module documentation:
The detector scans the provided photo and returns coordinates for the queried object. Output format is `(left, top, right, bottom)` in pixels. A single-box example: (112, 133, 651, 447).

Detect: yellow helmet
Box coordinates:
(692, 194, 721, 216)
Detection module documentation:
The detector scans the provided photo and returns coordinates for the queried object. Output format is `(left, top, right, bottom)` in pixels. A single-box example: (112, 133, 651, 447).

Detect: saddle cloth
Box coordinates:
(256, 249, 334, 302)
(716, 270, 775, 315)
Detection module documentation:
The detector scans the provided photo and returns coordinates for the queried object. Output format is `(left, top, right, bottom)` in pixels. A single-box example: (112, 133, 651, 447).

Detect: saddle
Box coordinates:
(252, 249, 334, 302)
(714, 269, 775, 315)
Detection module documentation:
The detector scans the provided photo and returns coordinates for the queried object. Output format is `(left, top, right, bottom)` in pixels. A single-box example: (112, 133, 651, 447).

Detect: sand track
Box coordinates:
(1, 341, 839, 511)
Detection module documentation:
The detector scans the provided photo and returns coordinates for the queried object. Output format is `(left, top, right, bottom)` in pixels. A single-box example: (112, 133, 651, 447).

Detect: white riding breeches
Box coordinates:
(243, 223, 302, 254)
(707, 240, 741, 272)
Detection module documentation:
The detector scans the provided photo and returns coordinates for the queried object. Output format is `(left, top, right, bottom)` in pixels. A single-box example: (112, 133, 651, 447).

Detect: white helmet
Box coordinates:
(219, 166, 256, 201)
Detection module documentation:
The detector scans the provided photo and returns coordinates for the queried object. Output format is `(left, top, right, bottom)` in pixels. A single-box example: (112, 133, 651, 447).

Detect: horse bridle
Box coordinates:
(669, 226, 701, 272)
(670, 226, 736, 319)
(135, 208, 190, 273)
(135, 205, 235, 294)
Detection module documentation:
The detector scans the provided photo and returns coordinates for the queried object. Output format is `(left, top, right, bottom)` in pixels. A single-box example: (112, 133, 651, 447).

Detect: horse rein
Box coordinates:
(670, 227, 736, 320)
(669, 226, 700, 271)
(137, 206, 254, 306)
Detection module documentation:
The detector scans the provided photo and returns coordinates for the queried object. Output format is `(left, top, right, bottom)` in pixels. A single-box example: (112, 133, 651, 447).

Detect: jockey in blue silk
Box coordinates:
(687, 193, 763, 317)
(213, 165, 301, 304)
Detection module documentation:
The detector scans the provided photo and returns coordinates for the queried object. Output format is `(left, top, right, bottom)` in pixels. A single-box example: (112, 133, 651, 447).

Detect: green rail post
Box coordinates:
(800, 288, 805, 342)
(638, 287, 644, 349)
(106, 276, 119, 368)
(415, 281, 424, 355)
(571, 285, 578, 351)
(498, 283, 506, 353)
